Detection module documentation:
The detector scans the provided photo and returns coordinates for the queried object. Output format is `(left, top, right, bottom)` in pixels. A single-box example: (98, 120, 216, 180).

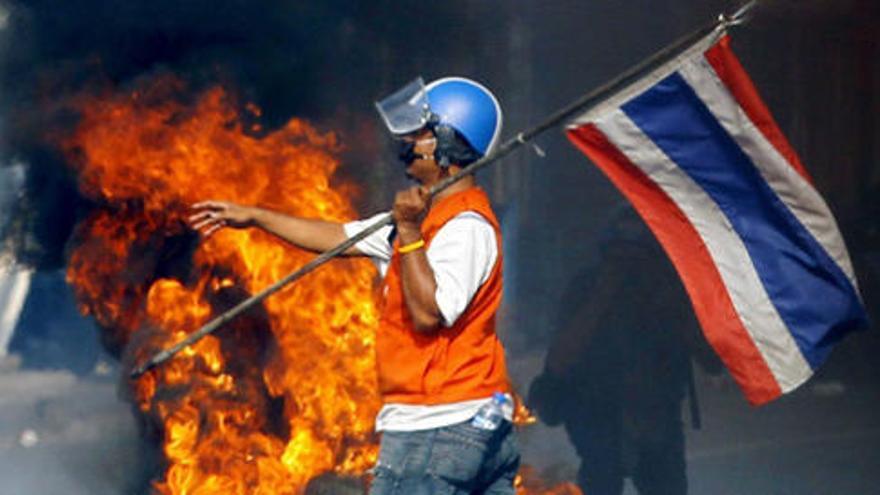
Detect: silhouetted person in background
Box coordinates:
(529, 207, 721, 495)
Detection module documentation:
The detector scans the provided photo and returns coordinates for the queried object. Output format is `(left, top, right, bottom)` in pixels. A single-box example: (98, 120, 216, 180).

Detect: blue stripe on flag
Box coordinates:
(621, 72, 866, 369)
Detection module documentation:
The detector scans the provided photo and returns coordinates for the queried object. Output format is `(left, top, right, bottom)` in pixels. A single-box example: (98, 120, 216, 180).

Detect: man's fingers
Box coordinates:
(188, 200, 237, 238)
(193, 219, 226, 237)
(191, 217, 220, 232)
(188, 210, 215, 223)
(188, 210, 224, 227)
(202, 223, 224, 238)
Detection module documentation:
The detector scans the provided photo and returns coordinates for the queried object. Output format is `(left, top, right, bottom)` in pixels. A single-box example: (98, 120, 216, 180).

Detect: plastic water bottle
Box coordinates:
(471, 392, 509, 430)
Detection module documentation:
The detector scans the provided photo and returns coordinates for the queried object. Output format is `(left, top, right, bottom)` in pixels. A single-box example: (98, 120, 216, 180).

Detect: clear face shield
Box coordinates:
(375, 77, 432, 137)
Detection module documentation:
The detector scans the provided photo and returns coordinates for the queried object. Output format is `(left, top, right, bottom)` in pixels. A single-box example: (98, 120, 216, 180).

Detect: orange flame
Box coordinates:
(63, 78, 379, 494)
(60, 77, 577, 495)
(515, 465, 583, 495)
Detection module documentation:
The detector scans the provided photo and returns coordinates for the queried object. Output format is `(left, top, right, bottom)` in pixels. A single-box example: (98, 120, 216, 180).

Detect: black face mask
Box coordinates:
(395, 124, 479, 168)
(397, 140, 420, 166)
(397, 139, 434, 167)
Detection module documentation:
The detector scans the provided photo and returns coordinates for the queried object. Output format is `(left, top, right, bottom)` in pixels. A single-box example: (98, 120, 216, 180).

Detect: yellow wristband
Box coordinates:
(398, 239, 425, 254)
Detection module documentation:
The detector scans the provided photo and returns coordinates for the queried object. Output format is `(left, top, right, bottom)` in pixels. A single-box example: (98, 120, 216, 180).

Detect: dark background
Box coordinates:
(0, 1, 877, 493)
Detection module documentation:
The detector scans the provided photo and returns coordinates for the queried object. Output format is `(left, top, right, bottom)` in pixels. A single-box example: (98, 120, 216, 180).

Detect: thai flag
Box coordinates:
(566, 29, 867, 405)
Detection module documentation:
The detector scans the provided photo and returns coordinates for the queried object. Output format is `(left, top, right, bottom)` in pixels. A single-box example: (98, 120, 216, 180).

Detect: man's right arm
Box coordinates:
(189, 200, 358, 255)
(250, 208, 354, 253)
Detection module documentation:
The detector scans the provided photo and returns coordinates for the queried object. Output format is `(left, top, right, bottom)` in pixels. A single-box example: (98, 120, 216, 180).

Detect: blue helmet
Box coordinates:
(376, 76, 503, 164)
(425, 77, 503, 158)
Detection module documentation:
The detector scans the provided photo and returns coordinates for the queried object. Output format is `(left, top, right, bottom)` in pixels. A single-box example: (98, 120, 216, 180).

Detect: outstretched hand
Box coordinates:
(189, 201, 255, 237)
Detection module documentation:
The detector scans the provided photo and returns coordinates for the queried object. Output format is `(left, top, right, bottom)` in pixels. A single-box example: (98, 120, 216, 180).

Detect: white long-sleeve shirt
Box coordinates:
(343, 211, 497, 327)
(343, 211, 512, 431)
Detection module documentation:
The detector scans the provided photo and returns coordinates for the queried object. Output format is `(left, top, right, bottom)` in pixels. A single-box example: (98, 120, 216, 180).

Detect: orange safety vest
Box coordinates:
(377, 186, 510, 405)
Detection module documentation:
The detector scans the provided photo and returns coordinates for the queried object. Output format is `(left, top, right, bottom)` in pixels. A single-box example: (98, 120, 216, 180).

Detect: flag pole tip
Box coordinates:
(720, 0, 759, 27)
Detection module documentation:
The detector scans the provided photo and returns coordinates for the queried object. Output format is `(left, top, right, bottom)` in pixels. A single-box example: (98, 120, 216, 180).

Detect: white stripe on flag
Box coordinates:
(569, 27, 725, 127)
(678, 56, 860, 292)
(595, 109, 813, 392)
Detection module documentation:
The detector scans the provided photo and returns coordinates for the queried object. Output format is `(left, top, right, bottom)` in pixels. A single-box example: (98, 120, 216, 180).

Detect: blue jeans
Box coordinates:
(369, 420, 520, 495)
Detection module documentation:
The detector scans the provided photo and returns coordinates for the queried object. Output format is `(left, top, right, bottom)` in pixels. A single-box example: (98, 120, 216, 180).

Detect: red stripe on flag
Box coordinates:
(705, 36, 813, 183)
(567, 123, 782, 405)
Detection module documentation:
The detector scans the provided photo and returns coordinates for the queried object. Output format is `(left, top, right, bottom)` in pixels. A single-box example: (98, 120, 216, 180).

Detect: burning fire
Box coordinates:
(60, 77, 580, 495)
(515, 466, 582, 495)
(63, 78, 380, 493)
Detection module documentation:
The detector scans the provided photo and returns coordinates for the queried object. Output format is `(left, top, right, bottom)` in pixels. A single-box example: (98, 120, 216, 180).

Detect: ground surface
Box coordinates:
(1, 360, 878, 495)
(518, 368, 880, 495)
(0, 366, 141, 495)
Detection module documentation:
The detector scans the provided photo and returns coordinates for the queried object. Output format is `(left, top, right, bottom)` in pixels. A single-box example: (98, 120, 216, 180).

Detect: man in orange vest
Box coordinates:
(190, 77, 519, 494)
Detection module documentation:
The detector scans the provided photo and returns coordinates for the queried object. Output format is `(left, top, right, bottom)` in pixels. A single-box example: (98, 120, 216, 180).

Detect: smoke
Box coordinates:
(0, 3, 8, 31)
(1, 1, 363, 267)
(0, 3, 500, 492)
(0, 0, 505, 268)
(0, 1, 877, 493)
(0, 371, 147, 495)
(0, 161, 24, 239)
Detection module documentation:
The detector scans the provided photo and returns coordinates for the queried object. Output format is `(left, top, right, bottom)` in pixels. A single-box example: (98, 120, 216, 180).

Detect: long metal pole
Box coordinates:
(130, 3, 756, 379)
